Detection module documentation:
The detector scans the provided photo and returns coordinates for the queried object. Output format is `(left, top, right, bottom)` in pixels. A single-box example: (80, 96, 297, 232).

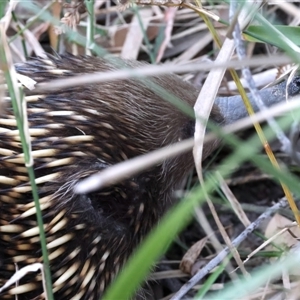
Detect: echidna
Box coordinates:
(0, 54, 298, 299)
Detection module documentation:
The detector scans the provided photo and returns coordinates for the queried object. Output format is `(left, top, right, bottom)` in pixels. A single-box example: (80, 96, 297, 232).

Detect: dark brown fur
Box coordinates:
(0, 55, 222, 299)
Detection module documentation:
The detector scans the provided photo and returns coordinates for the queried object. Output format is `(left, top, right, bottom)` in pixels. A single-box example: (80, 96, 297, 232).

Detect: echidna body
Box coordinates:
(0, 55, 221, 299)
(1, 54, 299, 299)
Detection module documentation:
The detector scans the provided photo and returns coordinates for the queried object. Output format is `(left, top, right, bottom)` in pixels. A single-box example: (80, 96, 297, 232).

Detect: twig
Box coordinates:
(36, 54, 292, 92)
(74, 98, 300, 194)
(170, 197, 290, 300)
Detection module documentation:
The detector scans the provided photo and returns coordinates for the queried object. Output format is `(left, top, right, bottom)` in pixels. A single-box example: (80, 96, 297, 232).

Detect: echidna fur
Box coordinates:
(0, 54, 222, 299)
